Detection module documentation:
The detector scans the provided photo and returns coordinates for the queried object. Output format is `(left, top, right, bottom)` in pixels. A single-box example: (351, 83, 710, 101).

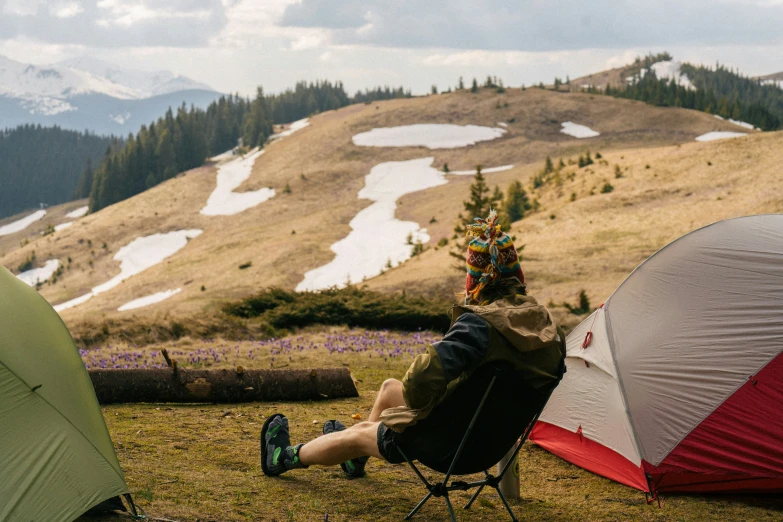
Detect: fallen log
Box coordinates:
(88, 367, 359, 404)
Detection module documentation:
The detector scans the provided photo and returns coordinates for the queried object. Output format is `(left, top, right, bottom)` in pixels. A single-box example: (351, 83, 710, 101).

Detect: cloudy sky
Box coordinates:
(1, 0, 782, 96)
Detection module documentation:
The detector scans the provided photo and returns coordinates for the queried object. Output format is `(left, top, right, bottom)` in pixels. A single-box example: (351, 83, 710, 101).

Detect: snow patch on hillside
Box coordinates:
(118, 288, 182, 312)
(560, 122, 600, 138)
(200, 149, 275, 216)
(695, 131, 747, 142)
(54, 222, 73, 232)
(66, 206, 89, 218)
(110, 112, 131, 125)
(760, 79, 783, 89)
(296, 157, 447, 291)
(54, 229, 202, 312)
(18, 95, 76, 115)
(270, 118, 310, 140)
(450, 165, 514, 175)
(0, 209, 46, 236)
(17, 259, 60, 286)
(352, 124, 506, 149)
(649, 61, 694, 90)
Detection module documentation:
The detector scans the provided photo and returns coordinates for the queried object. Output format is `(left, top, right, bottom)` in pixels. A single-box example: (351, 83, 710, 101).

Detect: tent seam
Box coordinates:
(652, 346, 783, 468)
(603, 305, 647, 467)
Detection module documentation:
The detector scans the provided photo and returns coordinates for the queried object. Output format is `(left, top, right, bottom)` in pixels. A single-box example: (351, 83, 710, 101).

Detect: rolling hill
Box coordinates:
(0, 86, 779, 336)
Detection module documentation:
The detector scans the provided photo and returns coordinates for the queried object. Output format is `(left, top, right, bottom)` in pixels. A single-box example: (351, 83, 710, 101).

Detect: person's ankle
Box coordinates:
(285, 443, 309, 470)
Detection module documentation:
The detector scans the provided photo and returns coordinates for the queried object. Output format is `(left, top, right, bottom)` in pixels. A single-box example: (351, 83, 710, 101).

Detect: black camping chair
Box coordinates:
(393, 359, 565, 522)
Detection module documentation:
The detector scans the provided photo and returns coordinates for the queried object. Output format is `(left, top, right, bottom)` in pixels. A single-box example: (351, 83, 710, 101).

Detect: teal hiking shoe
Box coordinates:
(323, 419, 369, 478)
(261, 414, 307, 476)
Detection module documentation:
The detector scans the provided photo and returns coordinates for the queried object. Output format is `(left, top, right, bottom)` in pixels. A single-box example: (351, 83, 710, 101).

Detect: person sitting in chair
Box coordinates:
(261, 210, 566, 478)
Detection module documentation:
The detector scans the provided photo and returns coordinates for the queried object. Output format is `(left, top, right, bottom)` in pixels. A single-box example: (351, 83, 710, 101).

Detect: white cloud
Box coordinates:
(3, 0, 43, 16)
(96, 0, 212, 27)
(50, 3, 85, 19)
(0, 37, 87, 64)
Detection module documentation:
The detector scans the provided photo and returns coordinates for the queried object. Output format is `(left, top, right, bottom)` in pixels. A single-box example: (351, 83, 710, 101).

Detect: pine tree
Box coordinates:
(73, 157, 94, 199)
(458, 77, 465, 90)
(471, 78, 479, 93)
(449, 167, 495, 269)
(499, 180, 531, 229)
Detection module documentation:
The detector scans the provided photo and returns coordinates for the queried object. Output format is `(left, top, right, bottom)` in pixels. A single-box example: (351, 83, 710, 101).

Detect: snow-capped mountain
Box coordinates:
(58, 56, 214, 98)
(0, 54, 221, 135)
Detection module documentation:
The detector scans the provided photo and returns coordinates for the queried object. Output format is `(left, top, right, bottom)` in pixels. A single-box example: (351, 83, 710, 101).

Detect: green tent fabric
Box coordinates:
(0, 266, 130, 521)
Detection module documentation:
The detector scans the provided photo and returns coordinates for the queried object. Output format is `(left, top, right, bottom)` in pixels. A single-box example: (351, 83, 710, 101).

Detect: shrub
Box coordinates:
(437, 237, 449, 247)
(17, 251, 36, 273)
(238, 261, 252, 269)
(614, 165, 623, 178)
(570, 192, 577, 202)
(223, 287, 452, 333)
(283, 183, 291, 194)
(601, 182, 614, 193)
(564, 290, 591, 315)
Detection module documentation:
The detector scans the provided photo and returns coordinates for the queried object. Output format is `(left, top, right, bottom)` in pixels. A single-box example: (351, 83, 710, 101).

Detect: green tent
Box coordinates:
(0, 266, 135, 521)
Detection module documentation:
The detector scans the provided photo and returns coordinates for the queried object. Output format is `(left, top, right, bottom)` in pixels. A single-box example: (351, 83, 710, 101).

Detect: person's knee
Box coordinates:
(379, 378, 402, 399)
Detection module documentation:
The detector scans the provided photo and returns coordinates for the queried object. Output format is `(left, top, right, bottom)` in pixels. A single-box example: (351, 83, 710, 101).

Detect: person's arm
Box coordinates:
(401, 313, 489, 410)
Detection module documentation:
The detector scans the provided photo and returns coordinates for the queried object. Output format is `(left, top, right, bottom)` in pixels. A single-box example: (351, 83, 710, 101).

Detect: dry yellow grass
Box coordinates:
(0, 198, 89, 256)
(1, 88, 764, 333)
(367, 131, 783, 328)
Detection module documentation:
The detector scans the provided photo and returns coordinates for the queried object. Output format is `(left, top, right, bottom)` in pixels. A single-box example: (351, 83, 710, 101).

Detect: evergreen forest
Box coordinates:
(590, 53, 782, 131)
(87, 81, 411, 212)
(0, 125, 113, 220)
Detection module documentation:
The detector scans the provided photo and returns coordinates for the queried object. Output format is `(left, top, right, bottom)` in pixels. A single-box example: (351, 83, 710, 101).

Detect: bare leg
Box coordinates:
(298, 379, 406, 467)
(369, 378, 406, 422)
(299, 421, 382, 466)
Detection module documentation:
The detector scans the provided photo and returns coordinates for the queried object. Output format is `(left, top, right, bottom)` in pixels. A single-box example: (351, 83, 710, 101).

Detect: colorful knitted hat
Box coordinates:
(465, 209, 525, 302)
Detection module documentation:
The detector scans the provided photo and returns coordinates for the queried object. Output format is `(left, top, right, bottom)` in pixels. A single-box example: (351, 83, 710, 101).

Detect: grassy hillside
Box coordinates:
(368, 131, 783, 329)
(0, 87, 776, 333)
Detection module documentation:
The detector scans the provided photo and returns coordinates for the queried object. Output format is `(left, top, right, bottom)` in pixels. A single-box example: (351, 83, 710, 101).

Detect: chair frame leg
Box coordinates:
(443, 493, 457, 522)
(404, 491, 432, 520)
(494, 485, 519, 522)
(463, 483, 486, 510)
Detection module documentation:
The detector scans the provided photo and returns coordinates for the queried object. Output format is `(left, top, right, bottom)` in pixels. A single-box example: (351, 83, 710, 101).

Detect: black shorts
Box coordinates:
(377, 422, 409, 464)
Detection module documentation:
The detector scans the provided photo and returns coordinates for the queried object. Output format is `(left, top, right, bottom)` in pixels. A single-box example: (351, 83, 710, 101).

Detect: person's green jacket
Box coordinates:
(380, 293, 566, 432)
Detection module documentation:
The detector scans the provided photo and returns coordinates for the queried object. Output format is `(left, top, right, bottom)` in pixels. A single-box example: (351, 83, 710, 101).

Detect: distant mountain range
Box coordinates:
(0, 55, 222, 135)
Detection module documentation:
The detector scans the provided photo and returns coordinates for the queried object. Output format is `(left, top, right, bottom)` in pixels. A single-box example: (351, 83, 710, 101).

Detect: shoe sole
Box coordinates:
(323, 419, 366, 478)
(261, 413, 285, 476)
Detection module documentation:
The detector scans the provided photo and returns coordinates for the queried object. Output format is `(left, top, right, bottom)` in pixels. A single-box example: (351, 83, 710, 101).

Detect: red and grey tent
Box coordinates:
(530, 215, 783, 496)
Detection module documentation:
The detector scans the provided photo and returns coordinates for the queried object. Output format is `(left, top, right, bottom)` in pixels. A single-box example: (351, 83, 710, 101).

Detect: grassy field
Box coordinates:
(76, 327, 782, 522)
